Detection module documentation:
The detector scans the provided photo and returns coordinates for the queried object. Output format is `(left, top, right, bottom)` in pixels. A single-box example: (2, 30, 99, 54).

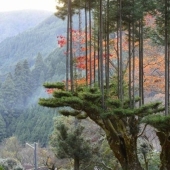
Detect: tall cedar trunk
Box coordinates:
(89, 0, 92, 86)
(85, 0, 88, 86)
(107, 132, 143, 170)
(119, 0, 123, 101)
(139, 18, 144, 106)
(128, 21, 132, 108)
(66, 0, 70, 91)
(156, 132, 170, 170)
(69, 0, 74, 91)
(117, 0, 120, 97)
(99, 0, 104, 108)
(132, 10, 135, 108)
(74, 156, 80, 170)
(93, 21, 96, 83)
(165, 0, 169, 115)
(106, 0, 110, 93)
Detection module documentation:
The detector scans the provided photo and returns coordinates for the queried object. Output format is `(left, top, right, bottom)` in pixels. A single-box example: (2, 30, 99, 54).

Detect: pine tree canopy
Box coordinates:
(39, 82, 164, 122)
(142, 114, 170, 132)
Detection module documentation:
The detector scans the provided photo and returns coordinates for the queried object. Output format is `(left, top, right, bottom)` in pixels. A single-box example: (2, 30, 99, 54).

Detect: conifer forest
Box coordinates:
(1, 0, 170, 170)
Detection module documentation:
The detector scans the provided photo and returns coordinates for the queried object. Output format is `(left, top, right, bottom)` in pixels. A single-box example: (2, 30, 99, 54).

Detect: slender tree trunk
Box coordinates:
(165, 0, 169, 115)
(132, 10, 135, 108)
(74, 156, 80, 170)
(117, 0, 120, 97)
(89, 0, 92, 86)
(106, 0, 110, 93)
(69, 0, 73, 91)
(85, 0, 88, 86)
(99, 0, 104, 108)
(66, 0, 70, 91)
(128, 21, 132, 108)
(119, 0, 123, 102)
(139, 18, 144, 106)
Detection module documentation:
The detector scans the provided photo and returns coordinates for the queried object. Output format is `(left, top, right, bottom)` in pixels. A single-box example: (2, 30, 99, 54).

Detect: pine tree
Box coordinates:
(39, 83, 164, 170)
(0, 114, 6, 142)
(50, 121, 92, 170)
(31, 53, 46, 89)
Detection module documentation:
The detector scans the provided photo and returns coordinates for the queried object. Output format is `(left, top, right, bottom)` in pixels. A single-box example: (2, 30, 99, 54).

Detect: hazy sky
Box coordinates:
(0, 0, 57, 12)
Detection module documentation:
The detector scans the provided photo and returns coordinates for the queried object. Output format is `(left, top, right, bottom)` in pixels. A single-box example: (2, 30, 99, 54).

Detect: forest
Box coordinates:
(1, 0, 170, 170)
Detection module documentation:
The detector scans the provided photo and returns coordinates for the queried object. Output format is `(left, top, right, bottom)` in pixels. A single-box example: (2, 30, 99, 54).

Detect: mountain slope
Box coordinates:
(0, 10, 52, 42)
(0, 15, 67, 74)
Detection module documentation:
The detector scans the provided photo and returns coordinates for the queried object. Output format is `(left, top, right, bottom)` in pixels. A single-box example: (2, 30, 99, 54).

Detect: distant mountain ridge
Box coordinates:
(0, 14, 67, 74)
(0, 10, 52, 42)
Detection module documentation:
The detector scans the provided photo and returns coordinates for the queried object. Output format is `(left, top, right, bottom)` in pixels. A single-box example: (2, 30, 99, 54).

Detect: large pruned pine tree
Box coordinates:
(39, 82, 164, 170)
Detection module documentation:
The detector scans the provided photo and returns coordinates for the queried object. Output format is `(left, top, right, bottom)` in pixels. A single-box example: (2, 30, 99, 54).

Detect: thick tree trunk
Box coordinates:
(107, 134, 143, 170)
(74, 156, 79, 170)
(157, 132, 170, 170)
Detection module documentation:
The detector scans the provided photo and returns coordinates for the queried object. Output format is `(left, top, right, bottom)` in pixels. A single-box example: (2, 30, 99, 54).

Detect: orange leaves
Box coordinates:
(46, 88, 56, 94)
(76, 78, 86, 85)
(57, 36, 66, 48)
(144, 13, 156, 28)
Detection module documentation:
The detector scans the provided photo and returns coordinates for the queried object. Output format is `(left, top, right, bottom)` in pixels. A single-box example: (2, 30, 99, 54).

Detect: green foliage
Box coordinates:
(0, 165, 4, 170)
(13, 105, 58, 146)
(50, 120, 92, 166)
(137, 137, 160, 170)
(0, 114, 6, 142)
(142, 114, 170, 132)
(0, 158, 23, 170)
(0, 15, 67, 74)
(44, 82, 65, 90)
(0, 42, 66, 141)
(40, 84, 164, 120)
(53, 91, 72, 98)
(59, 109, 80, 116)
(0, 136, 21, 161)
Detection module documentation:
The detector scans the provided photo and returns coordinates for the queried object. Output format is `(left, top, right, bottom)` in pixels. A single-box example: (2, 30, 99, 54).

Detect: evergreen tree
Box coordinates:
(0, 73, 19, 136)
(31, 53, 47, 89)
(13, 60, 32, 108)
(14, 62, 24, 108)
(39, 83, 164, 170)
(14, 105, 57, 146)
(0, 114, 6, 142)
(21, 60, 32, 105)
(50, 120, 92, 170)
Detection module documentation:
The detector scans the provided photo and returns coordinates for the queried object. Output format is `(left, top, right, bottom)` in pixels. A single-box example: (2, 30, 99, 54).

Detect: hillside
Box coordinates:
(0, 14, 67, 74)
(0, 10, 78, 144)
(0, 10, 52, 43)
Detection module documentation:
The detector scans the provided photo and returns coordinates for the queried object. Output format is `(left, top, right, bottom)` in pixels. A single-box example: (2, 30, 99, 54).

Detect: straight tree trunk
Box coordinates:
(128, 21, 132, 108)
(165, 0, 169, 115)
(66, 0, 70, 91)
(119, 0, 123, 102)
(69, 0, 73, 91)
(106, 0, 110, 93)
(74, 156, 80, 170)
(85, 0, 88, 86)
(139, 18, 144, 106)
(89, 0, 92, 86)
(116, 0, 120, 98)
(99, 0, 104, 108)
